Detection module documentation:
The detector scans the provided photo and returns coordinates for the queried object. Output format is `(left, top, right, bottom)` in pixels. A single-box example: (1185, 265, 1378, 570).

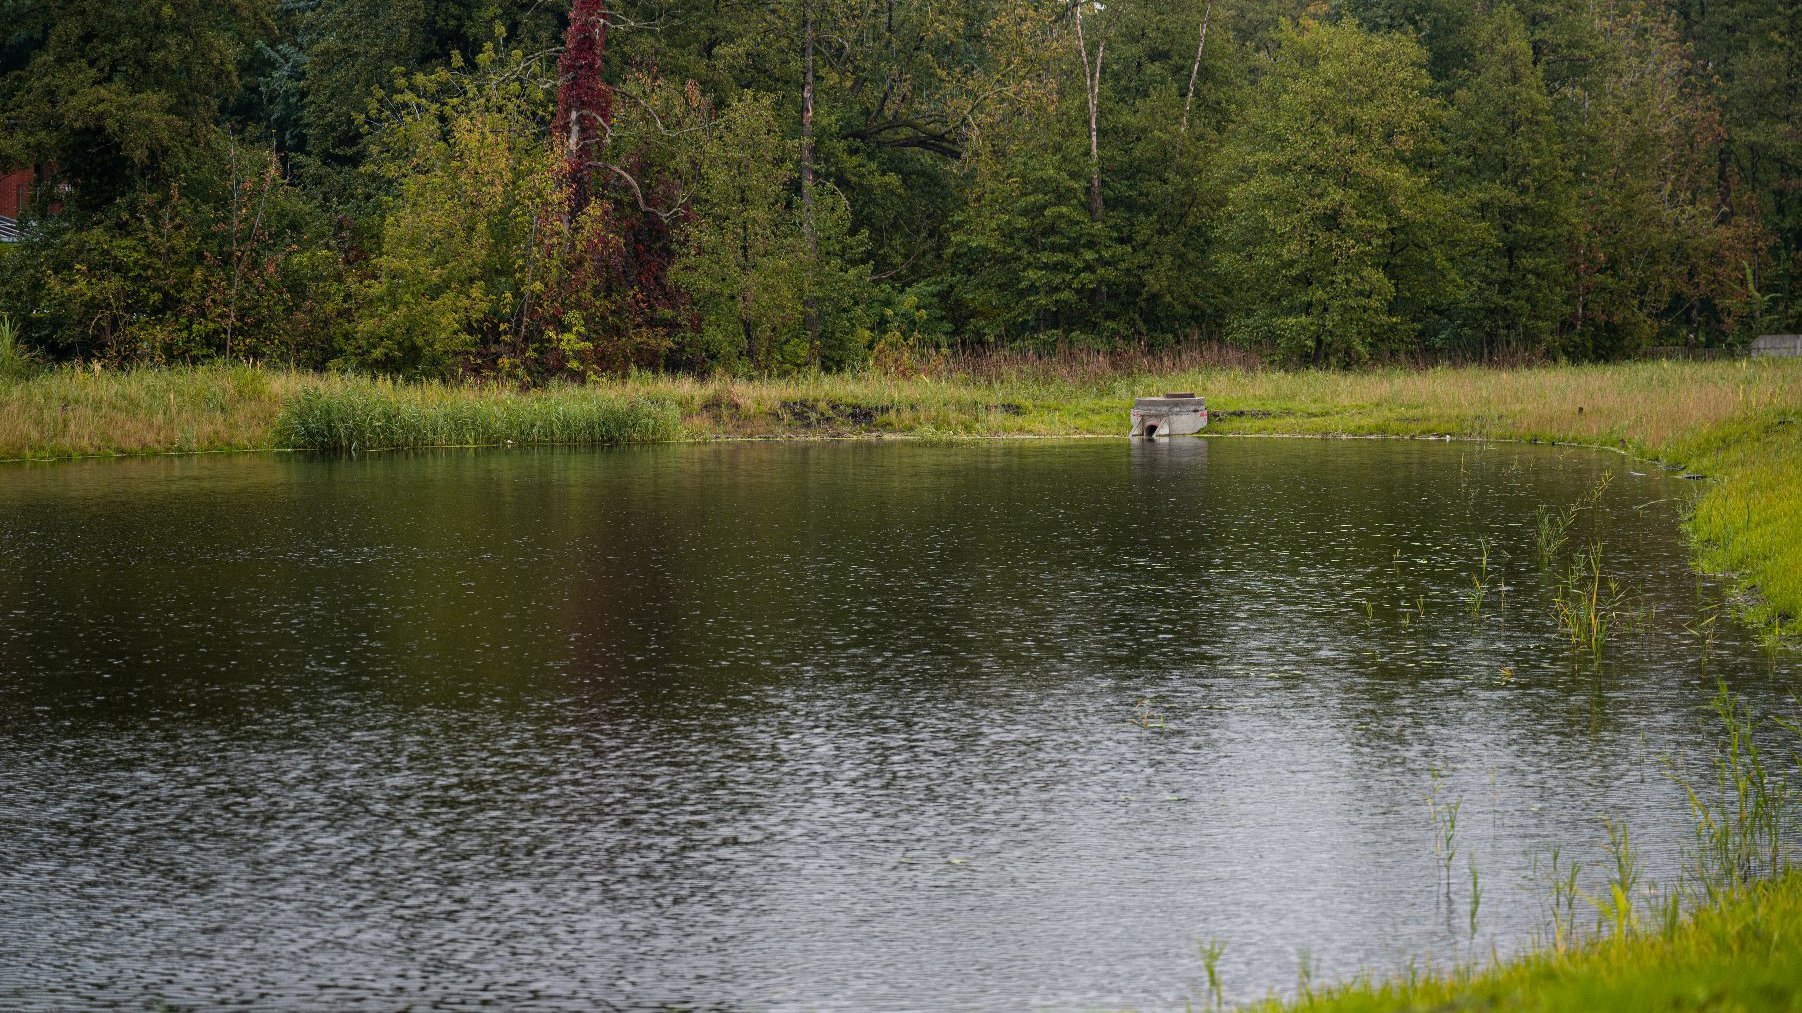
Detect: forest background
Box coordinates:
(2, 0, 1798, 379)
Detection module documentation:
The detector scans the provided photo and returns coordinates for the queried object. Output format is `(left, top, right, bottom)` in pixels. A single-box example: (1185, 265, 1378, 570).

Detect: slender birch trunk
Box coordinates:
(1181, 0, 1213, 136)
(801, 0, 822, 361)
(1074, 2, 1105, 223)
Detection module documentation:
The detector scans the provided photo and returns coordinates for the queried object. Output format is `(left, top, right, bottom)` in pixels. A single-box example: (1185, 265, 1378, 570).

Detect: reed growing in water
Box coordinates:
(1551, 543, 1626, 663)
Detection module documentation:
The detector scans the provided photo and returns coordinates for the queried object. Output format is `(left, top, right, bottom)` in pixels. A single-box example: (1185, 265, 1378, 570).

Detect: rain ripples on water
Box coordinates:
(0, 440, 1792, 1010)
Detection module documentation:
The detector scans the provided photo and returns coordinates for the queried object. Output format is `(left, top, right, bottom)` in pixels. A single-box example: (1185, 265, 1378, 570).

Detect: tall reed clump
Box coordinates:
(1552, 542, 1626, 661)
(1534, 504, 1571, 564)
(1535, 472, 1637, 662)
(276, 379, 682, 452)
(0, 312, 35, 380)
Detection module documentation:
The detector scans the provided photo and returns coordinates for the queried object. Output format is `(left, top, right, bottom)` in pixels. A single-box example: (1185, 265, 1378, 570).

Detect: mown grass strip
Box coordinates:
(1678, 412, 1802, 635)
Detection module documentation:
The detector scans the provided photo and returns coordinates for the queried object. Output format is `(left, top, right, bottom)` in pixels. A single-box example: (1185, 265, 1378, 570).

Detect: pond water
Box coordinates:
(0, 439, 1794, 1011)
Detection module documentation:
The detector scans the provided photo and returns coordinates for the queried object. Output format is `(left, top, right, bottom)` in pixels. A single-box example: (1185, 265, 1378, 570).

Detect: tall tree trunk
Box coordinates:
(1074, 3, 1107, 310)
(742, 219, 758, 367)
(1074, 3, 1105, 223)
(1180, 1, 1213, 136)
(801, 0, 822, 362)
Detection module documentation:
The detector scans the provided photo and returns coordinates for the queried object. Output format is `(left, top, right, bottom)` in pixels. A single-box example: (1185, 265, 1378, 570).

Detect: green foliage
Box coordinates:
(280, 0, 561, 164)
(0, 0, 273, 207)
(867, 287, 953, 371)
(1445, 5, 1574, 358)
(0, 133, 347, 365)
(675, 94, 814, 371)
(947, 104, 1139, 347)
(348, 41, 557, 377)
(673, 88, 877, 372)
(804, 189, 881, 371)
(943, 0, 1237, 348)
(1561, 3, 1767, 357)
(1217, 19, 1473, 365)
(1, 0, 1798, 370)
(1673, 0, 1802, 335)
(1331, 0, 1478, 81)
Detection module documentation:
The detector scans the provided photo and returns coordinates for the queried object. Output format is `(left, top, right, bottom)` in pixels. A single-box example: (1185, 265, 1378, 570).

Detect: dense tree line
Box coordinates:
(0, 0, 1791, 375)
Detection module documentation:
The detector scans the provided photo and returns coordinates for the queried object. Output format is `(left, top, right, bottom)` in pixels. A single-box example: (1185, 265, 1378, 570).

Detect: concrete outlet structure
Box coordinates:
(1130, 394, 1209, 438)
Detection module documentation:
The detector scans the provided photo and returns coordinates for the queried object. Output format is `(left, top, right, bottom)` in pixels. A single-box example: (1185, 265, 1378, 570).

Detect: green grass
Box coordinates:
(273, 377, 679, 451)
(1681, 411, 1802, 636)
(1248, 872, 1802, 1013)
(0, 312, 33, 381)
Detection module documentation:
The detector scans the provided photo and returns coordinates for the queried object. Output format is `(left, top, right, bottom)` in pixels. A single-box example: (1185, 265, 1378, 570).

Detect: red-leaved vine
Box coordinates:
(532, 0, 688, 377)
(554, 0, 612, 224)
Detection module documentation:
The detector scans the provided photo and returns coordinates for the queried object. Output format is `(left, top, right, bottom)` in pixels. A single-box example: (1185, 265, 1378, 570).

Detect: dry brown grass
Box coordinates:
(0, 364, 319, 459)
(1179, 360, 1800, 454)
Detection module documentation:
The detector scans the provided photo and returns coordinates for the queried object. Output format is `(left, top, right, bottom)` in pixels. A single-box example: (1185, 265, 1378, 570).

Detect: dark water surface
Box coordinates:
(0, 439, 1794, 1011)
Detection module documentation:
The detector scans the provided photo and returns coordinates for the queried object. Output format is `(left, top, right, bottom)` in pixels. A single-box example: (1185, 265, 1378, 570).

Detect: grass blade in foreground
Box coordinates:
(1248, 873, 1802, 1013)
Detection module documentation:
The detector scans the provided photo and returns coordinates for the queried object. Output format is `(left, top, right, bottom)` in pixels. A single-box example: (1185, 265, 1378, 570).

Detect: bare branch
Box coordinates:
(581, 159, 691, 223)
(610, 86, 711, 139)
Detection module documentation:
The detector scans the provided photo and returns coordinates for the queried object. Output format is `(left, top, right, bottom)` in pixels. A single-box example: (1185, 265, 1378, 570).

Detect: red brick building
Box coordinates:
(1, 166, 35, 219)
(0, 165, 51, 241)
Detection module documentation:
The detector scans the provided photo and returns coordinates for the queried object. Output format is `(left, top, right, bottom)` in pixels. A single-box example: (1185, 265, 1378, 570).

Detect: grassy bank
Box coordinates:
(3, 356, 1795, 631)
(1249, 872, 1802, 1013)
(3, 356, 1794, 454)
